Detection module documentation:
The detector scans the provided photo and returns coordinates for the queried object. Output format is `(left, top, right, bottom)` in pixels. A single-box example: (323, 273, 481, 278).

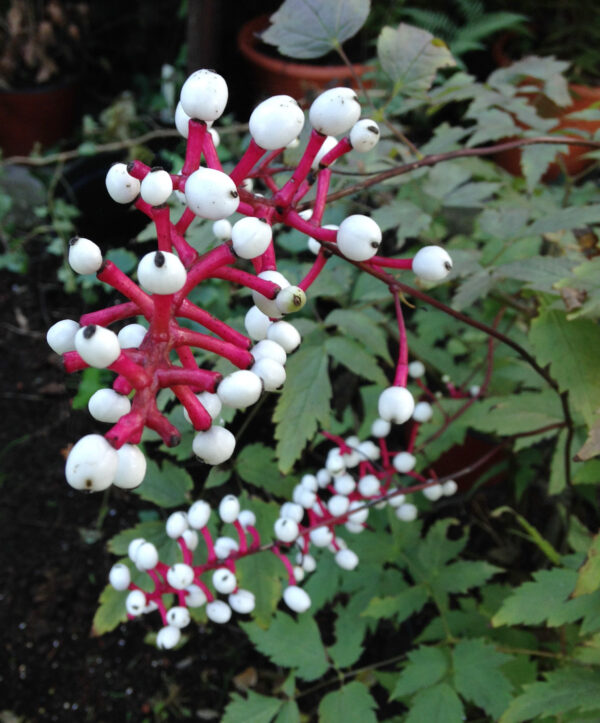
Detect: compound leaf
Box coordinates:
(405, 682, 464, 723)
(390, 646, 448, 700)
(133, 458, 193, 508)
(222, 691, 283, 723)
(318, 682, 377, 723)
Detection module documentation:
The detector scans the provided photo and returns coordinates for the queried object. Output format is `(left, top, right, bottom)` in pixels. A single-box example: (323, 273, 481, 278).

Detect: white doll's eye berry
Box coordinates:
(292, 485, 316, 509)
(117, 323, 147, 349)
(209, 126, 220, 147)
(328, 494, 350, 517)
(180, 69, 228, 122)
(188, 500, 211, 529)
(229, 589, 255, 614)
(348, 500, 369, 524)
(252, 358, 286, 391)
(299, 553, 317, 573)
(293, 565, 305, 582)
(185, 584, 207, 607)
(217, 370, 262, 409)
(345, 520, 365, 534)
(280, 502, 304, 524)
(309, 87, 361, 136)
(166, 606, 191, 629)
(309, 526, 333, 547)
(337, 215, 382, 262)
(308, 223, 338, 255)
(378, 386, 415, 425)
(334, 474, 356, 496)
(244, 305, 271, 341)
(140, 168, 172, 207)
(47, 319, 80, 354)
(274, 517, 300, 543)
(128, 537, 146, 562)
(157, 625, 181, 649)
(470, 385, 481, 397)
(388, 491, 406, 508)
(135, 541, 159, 570)
(65, 434, 118, 491)
(283, 585, 311, 613)
(214, 536, 238, 559)
(166, 511, 189, 539)
(192, 426, 235, 465)
(316, 469, 331, 487)
(312, 135, 338, 169)
(167, 563, 195, 589)
(371, 417, 391, 438)
(75, 325, 121, 369)
(231, 217, 272, 259)
(206, 600, 232, 624)
(357, 440, 380, 461)
(300, 474, 318, 492)
(109, 563, 131, 591)
(393, 451, 416, 474)
(219, 495, 240, 523)
(68, 236, 103, 275)
(212, 568, 237, 594)
(408, 360, 425, 378)
(267, 321, 301, 353)
(249, 95, 305, 150)
(185, 167, 239, 220)
(88, 388, 131, 423)
(335, 548, 359, 570)
(275, 285, 306, 314)
(413, 401, 433, 423)
(113, 444, 147, 489)
(412, 246, 453, 282)
(423, 483, 443, 501)
(238, 510, 256, 528)
(396, 503, 418, 522)
(251, 270, 289, 318)
(349, 119, 380, 152)
(175, 101, 191, 138)
(358, 474, 380, 497)
(443, 479, 458, 496)
(212, 218, 232, 240)
(182, 529, 199, 550)
(105, 162, 140, 204)
(251, 339, 287, 366)
(126, 589, 147, 616)
(326, 449, 346, 476)
(137, 250, 187, 295)
(183, 391, 222, 424)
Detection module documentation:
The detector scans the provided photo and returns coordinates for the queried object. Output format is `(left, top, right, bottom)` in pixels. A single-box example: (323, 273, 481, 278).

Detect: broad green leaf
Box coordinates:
(71, 367, 107, 409)
(549, 429, 568, 494)
(326, 336, 387, 385)
(236, 443, 296, 498)
(222, 691, 283, 723)
(496, 256, 575, 292)
(241, 611, 328, 681)
(529, 309, 600, 426)
(325, 308, 392, 363)
(574, 534, 600, 597)
(371, 199, 432, 241)
(108, 520, 173, 558)
(261, 0, 370, 59)
(273, 700, 300, 723)
(204, 466, 231, 489)
(274, 340, 332, 472)
(575, 418, 600, 461)
(433, 560, 500, 596)
(236, 550, 284, 628)
(406, 682, 464, 723)
(466, 109, 517, 147)
(390, 646, 448, 699)
(527, 204, 600, 235)
(328, 604, 367, 668)
(318, 682, 377, 723)
(133, 458, 194, 508)
(410, 519, 467, 577)
(500, 667, 600, 723)
(361, 586, 428, 623)
(520, 143, 567, 193)
(92, 584, 128, 635)
(452, 638, 513, 719)
(377, 23, 455, 96)
(303, 552, 341, 611)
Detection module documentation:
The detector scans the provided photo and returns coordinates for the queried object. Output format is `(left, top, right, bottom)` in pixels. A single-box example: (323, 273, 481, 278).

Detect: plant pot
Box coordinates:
(0, 79, 80, 157)
(237, 15, 374, 103)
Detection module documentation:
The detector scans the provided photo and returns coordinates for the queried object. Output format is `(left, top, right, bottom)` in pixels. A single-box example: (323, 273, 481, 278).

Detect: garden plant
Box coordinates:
(31, 0, 600, 719)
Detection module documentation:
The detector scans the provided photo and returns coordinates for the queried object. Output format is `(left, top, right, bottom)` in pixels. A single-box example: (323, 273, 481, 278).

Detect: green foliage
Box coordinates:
(318, 682, 377, 723)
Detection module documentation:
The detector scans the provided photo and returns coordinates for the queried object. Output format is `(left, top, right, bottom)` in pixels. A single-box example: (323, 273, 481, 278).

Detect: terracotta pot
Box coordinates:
(237, 15, 374, 102)
(0, 79, 79, 157)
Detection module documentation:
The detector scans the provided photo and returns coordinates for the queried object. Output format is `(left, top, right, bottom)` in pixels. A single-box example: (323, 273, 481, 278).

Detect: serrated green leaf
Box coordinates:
(410, 519, 467, 578)
(92, 584, 128, 635)
(390, 646, 448, 700)
(527, 205, 600, 235)
(361, 586, 428, 623)
(133, 458, 193, 508)
(377, 23, 455, 96)
(452, 638, 513, 719)
(260, 0, 370, 59)
(520, 144, 567, 193)
(273, 700, 300, 723)
(274, 340, 332, 473)
(302, 552, 341, 611)
(236, 443, 296, 498)
(462, 391, 563, 437)
(371, 200, 432, 241)
(325, 308, 392, 363)
(328, 604, 366, 669)
(108, 520, 171, 556)
(71, 367, 107, 410)
(326, 336, 387, 385)
(433, 560, 500, 595)
(500, 667, 600, 723)
(204, 466, 231, 489)
(318, 682, 377, 723)
(574, 534, 600, 597)
(236, 550, 284, 628)
(406, 682, 464, 723)
(496, 256, 575, 292)
(222, 691, 283, 723)
(467, 109, 517, 147)
(241, 611, 328, 681)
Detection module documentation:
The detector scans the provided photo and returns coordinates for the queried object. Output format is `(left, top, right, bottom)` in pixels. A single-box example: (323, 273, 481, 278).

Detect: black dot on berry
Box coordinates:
(83, 325, 96, 339)
(370, 240, 380, 248)
(368, 125, 379, 134)
(85, 479, 92, 489)
(68, 235, 79, 246)
(151, 165, 163, 172)
(154, 251, 166, 268)
(126, 161, 135, 173)
(444, 262, 452, 270)
(230, 190, 239, 198)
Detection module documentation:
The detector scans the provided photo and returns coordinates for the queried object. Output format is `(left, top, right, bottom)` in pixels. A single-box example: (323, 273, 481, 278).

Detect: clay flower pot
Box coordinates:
(237, 15, 374, 102)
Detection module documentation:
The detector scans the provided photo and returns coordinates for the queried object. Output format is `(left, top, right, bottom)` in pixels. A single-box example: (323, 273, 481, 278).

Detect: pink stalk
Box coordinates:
(284, 210, 338, 242)
(201, 133, 223, 171)
(178, 298, 251, 348)
(172, 385, 212, 430)
(393, 291, 409, 387)
(127, 160, 151, 180)
(291, 179, 312, 205)
(109, 354, 151, 389)
(175, 207, 196, 235)
(113, 376, 132, 395)
(246, 525, 261, 550)
(275, 130, 326, 206)
(229, 139, 267, 185)
(252, 148, 284, 176)
(97, 261, 153, 317)
(170, 228, 198, 267)
(151, 205, 172, 253)
(320, 137, 352, 167)
(192, 576, 214, 602)
(271, 546, 296, 586)
(80, 301, 140, 327)
(177, 538, 193, 566)
(321, 430, 351, 454)
(368, 256, 413, 269)
(63, 351, 87, 373)
(257, 241, 277, 272)
(407, 422, 420, 453)
(105, 410, 145, 448)
(233, 520, 248, 554)
(312, 168, 332, 223)
(175, 344, 200, 371)
(262, 175, 279, 194)
(151, 295, 174, 338)
(177, 243, 236, 297)
(156, 367, 221, 391)
(200, 527, 217, 563)
(299, 251, 328, 291)
(173, 328, 254, 368)
(146, 405, 181, 446)
(134, 197, 154, 219)
(379, 438, 390, 468)
(182, 120, 207, 175)
(212, 266, 280, 298)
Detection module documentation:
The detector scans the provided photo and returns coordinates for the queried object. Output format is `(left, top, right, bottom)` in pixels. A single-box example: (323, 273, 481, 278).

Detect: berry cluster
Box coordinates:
(47, 68, 454, 493)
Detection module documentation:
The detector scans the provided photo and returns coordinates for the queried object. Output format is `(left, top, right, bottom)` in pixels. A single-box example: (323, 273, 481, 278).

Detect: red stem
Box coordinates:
(80, 301, 140, 327)
(393, 291, 408, 387)
(182, 120, 207, 176)
(229, 139, 266, 185)
(173, 328, 254, 368)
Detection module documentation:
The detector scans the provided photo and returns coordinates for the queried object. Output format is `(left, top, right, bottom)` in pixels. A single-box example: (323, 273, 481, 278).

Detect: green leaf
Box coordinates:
(260, 0, 370, 59)
(371, 200, 432, 241)
(273, 700, 300, 723)
(461, 391, 563, 438)
(92, 584, 128, 635)
(236, 443, 296, 498)
(452, 638, 513, 719)
(236, 550, 284, 628)
(71, 367, 106, 410)
(204, 466, 231, 489)
(361, 586, 428, 623)
(377, 23, 456, 96)
(496, 256, 575, 292)
(520, 143, 567, 193)
(318, 682, 377, 723)
(529, 309, 600, 426)
(500, 667, 600, 723)
(574, 534, 600, 597)
(325, 308, 392, 363)
(433, 560, 500, 595)
(326, 336, 387, 385)
(133, 458, 193, 508)
(328, 604, 367, 669)
(390, 646, 448, 700)
(108, 520, 172, 557)
(466, 109, 517, 147)
(241, 611, 329, 681)
(406, 683, 464, 723)
(222, 691, 283, 723)
(527, 204, 600, 235)
(274, 339, 332, 473)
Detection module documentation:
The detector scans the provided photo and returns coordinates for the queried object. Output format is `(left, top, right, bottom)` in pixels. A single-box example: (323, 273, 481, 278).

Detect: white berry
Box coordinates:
(137, 250, 186, 295)
(334, 474, 356, 496)
(413, 402, 433, 423)
(423, 483, 443, 501)
(309, 87, 361, 136)
(337, 215, 382, 262)
(267, 321, 301, 353)
(249, 95, 305, 150)
(214, 536, 238, 559)
(212, 568, 237, 594)
(309, 526, 333, 547)
(192, 426, 235, 465)
(275, 285, 306, 315)
(238, 510, 256, 528)
(412, 246, 453, 282)
(396, 503, 418, 522)
(188, 500, 211, 529)
(135, 542, 159, 570)
(348, 500, 369, 524)
(126, 589, 147, 616)
(274, 517, 300, 543)
(408, 360, 425, 378)
(105, 163, 140, 204)
(47, 319, 80, 354)
(252, 357, 286, 391)
(175, 101, 191, 137)
(180, 69, 228, 122)
(219, 495, 240, 523)
(229, 589, 255, 614)
(335, 548, 359, 570)
(185, 584, 207, 607)
(244, 305, 271, 341)
(88, 388, 131, 423)
(371, 418, 391, 438)
(231, 217, 272, 259)
(358, 474, 380, 497)
(206, 600, 232, 624)
(378, 386, 415, 425)
(350, 119, 380, 151)
(109, 563, 131, 591)
(113, 444, 147, 489)
(328, 494, 350, 517)
(166, 511, 189, 539)
(251, 339, 287, 366)
(68, 236, 103, 275)
(140, 168, 173, 206)
(312, 135, 338, 169)
(166, 563, 194, 589)
(443, 479, 458, 496)
(217, 370, 262, 409)
(185, 167, 239, 220)
(65, 434, 118, 491)
(393, 452, 416, 474)
(252, 270, 289, 318)
(157, 625, 181, 649)
(280, 502, 304, 524)
(212, 218, 232, 240)
(117, 323, 147, 349)
(166, 606, 191, 628)
(283, 585, 311, 613)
